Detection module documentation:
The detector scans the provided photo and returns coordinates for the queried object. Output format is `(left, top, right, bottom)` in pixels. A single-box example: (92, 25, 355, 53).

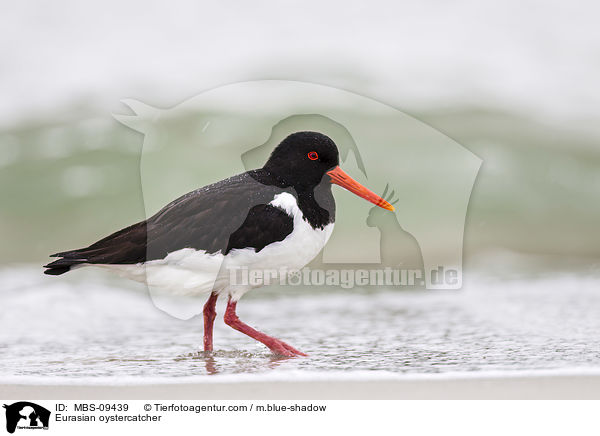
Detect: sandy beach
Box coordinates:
(3, 374, 600, 400)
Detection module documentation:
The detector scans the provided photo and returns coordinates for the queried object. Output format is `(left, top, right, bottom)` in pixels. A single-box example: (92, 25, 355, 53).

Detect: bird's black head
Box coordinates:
(262, 131, 395, 212)
(263, 131, 340, 188)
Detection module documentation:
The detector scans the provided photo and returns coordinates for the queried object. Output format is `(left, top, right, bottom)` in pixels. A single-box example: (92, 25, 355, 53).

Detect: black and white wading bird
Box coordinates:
(44, 132, 394, 356)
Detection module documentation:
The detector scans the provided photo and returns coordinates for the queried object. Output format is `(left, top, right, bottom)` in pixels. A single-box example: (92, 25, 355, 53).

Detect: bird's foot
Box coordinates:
(267, 338, 308, 357)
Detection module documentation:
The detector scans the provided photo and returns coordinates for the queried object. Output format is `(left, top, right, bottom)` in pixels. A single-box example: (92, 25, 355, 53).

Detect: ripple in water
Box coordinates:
(1, 267, 600, 382)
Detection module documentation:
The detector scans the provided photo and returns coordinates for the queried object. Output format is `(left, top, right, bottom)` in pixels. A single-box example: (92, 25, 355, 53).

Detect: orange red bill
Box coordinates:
(327, 166, 395, 211)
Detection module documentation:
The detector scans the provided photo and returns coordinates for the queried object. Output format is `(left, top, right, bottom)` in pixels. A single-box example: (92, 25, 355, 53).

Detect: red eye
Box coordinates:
(308, 151, 319, 160)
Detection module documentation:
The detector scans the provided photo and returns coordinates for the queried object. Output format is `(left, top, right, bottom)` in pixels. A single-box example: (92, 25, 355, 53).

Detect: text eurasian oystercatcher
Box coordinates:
(44, 131, 394, 356)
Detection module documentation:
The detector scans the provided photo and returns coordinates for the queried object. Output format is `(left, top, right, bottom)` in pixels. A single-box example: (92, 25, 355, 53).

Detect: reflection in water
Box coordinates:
(205, 354, 217, 375)
(175, 350, 298, 376)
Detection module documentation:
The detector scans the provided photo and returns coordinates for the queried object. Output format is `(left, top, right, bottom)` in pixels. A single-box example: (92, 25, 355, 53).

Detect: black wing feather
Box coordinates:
(226, 204, 293, 254)
(44, 171, 293, 275)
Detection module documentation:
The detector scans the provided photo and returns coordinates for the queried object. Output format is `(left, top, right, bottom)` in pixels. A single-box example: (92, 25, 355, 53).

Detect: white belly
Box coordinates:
(100, 192, 333, 301)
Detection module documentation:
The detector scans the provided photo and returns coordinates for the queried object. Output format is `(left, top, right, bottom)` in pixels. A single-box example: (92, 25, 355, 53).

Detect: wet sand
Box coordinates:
(3, 374, 600, 400)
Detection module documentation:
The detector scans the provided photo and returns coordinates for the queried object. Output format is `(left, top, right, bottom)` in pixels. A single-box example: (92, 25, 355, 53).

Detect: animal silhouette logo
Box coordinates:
(3, 402, 50, 433)
(366, 184, 423, 271)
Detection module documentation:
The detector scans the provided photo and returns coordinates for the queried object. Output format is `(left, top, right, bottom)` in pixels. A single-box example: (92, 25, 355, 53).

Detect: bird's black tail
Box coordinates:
(43, 250, 89, 275)
(43, 220, 148, 276)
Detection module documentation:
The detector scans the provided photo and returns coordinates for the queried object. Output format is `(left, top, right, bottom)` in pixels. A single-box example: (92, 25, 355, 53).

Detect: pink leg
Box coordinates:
(203, 292, 218, 351)
(224, 297, 307, 357)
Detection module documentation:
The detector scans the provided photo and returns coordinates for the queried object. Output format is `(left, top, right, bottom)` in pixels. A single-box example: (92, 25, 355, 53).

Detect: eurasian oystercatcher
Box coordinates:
(44, 131, 394, 356)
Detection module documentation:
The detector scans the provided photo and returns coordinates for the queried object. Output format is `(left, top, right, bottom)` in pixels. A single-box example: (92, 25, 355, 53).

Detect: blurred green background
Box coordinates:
(2, 1, 599, 276)
(2, 105, 600, 273)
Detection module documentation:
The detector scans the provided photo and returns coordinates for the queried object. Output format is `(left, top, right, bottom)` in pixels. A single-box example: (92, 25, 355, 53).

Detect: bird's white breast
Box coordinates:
(101, 192, 333, 301)
(227, 192, 333, 272)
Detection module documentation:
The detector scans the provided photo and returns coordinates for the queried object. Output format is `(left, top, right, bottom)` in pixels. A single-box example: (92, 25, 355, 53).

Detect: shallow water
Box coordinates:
(1, 266, 599, 383)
